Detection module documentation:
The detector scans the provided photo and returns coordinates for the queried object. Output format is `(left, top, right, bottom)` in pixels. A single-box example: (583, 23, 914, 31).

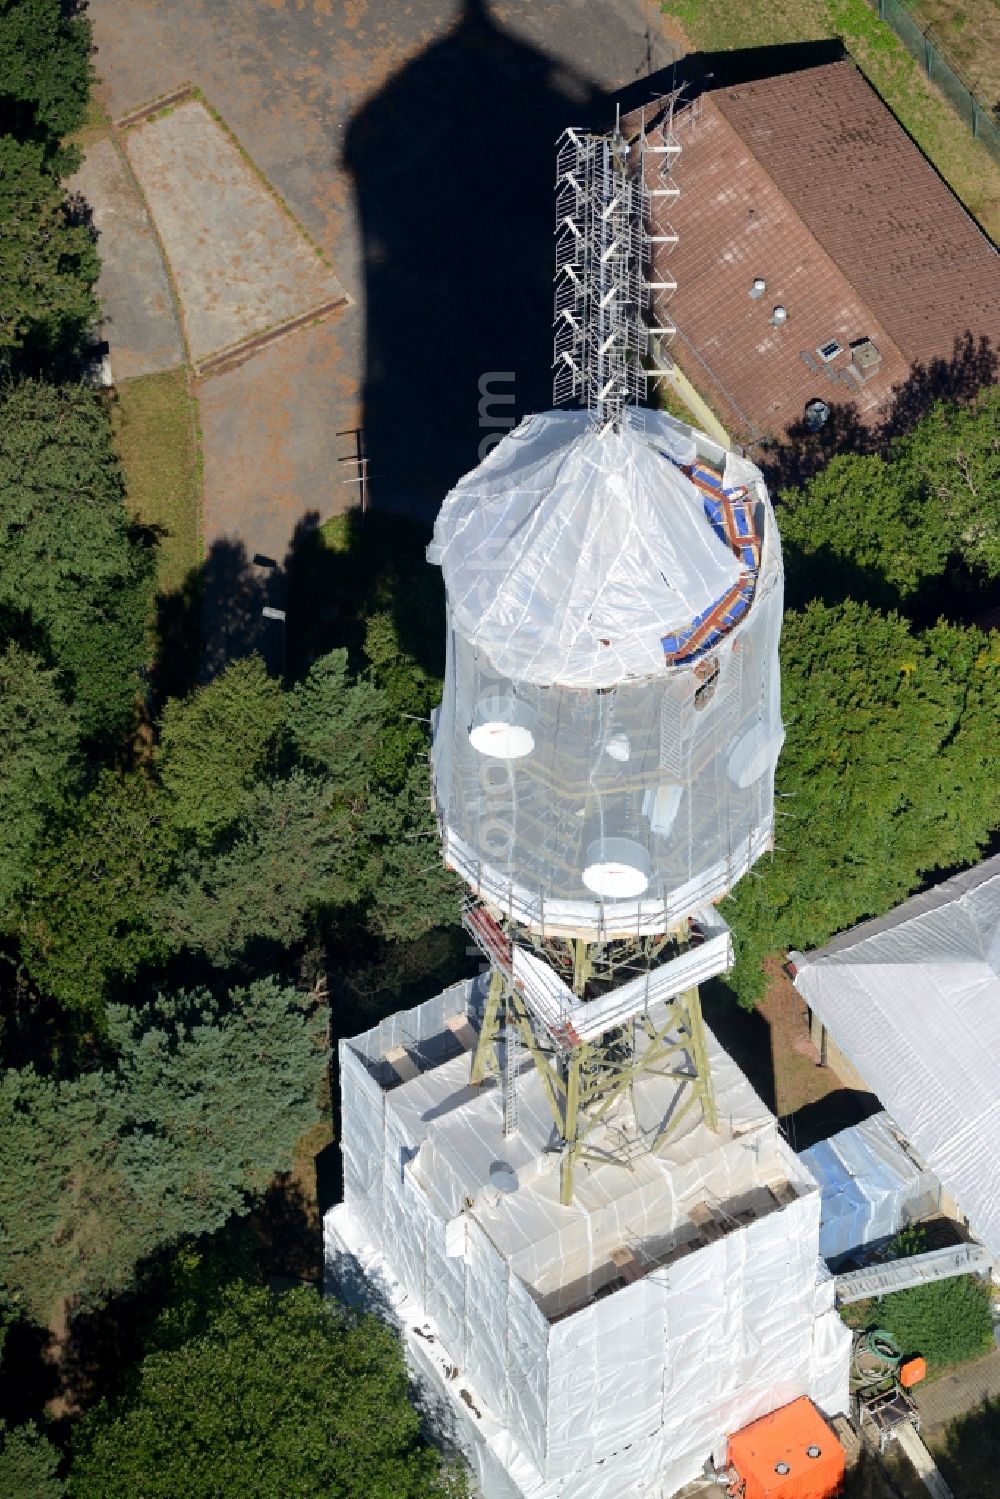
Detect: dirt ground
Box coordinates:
(123, 97, 346, 370)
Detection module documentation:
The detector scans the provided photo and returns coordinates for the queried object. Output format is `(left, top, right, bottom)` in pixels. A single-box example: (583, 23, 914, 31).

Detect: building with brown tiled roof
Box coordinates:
(640, 59, 1000, 442)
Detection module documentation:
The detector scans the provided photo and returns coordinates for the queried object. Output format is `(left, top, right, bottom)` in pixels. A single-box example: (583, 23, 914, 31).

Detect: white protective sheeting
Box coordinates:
(791, 854, 1000, 1262)
(799, 1111, 939, 1262)
(328, 983, 848, 1497)
(428, 409, 744, 688)
(429, 410, 784, 939)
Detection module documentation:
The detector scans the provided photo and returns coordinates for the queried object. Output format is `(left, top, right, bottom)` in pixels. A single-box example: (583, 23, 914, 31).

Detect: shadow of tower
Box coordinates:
(342, 0, 613, 523)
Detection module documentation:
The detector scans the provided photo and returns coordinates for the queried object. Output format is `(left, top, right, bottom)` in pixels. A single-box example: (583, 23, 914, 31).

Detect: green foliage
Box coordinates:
(938, 1393, 1000, 1499)
(899, 386, 1000, 579)
(158, 772, 353, 964)
(361, 758, 460, 944)
(0, 0, 92, 147)
(778, 452, 949, 608)
(18, 772, 176, 1015)
(887, 1223, 928, 1260)
(364, 611, 440, 791)
(69, 1284, 466, 1499)
(0, 1419, 65, 1499)
(286, 648, 386, 795)
(779, 388, 1000, 609)
(0, 136, 99, 364)
(725, 603, 1000, 1003)
(870, 1275, 993, 1369)
(0, 380, 154, 744)
(157, 656, 284, 845)
(0, 643, 79, 918)
(0, 980, 325, 1320)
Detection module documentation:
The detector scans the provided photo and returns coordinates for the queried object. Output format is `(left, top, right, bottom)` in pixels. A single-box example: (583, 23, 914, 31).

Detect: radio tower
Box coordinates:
(429, 95, 783, 1204)
(326, 98, 850, 1499)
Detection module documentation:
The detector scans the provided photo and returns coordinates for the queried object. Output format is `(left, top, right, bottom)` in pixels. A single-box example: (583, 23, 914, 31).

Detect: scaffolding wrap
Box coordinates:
(429, 409, 783, 939)
(327, 983, 850, 1499)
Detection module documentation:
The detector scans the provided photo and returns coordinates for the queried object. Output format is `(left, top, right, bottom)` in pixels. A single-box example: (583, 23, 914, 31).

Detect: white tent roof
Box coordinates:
(427, 409, 747, 687)
(791, 855, 1000, 1261)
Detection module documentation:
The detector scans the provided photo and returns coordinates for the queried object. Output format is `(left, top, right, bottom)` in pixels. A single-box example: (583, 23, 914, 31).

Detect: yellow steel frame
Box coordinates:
(470, 964, 718, 1204)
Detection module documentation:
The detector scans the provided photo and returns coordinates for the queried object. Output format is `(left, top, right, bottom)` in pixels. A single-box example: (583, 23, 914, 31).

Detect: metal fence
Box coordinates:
(876, 0, 1000, 165)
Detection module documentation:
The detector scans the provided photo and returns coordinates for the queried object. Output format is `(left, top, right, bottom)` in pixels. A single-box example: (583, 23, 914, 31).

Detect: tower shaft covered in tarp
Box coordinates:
(325, 106, 847, 1499)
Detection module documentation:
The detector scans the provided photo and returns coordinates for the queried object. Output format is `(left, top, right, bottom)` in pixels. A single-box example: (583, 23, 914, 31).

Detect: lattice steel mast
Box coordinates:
(552, 98, 681, 431)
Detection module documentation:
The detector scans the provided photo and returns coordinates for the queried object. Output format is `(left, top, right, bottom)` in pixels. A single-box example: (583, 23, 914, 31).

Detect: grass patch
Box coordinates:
(113, 369, 202, 598)
(662, 0, 1000, 240)
(69, 93, 113, 150)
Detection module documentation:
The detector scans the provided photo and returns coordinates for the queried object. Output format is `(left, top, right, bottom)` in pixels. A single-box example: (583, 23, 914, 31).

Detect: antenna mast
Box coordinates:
(553, 93, 682, 432)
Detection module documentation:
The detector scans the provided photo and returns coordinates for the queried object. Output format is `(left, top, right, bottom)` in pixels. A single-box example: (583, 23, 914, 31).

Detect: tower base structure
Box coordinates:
(324, 977, 851, 1499)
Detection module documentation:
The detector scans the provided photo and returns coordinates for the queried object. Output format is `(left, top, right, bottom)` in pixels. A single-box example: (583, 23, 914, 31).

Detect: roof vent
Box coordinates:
(749, 277, 766, 299)
(770, 305, 788, 327)
(816, 339, 842, 363)
(804, 398, 830, 431)
(851, 337, 882, 379)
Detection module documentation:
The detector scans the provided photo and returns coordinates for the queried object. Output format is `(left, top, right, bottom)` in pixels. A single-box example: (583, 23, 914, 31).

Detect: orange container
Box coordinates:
(727, 1397, 845, 1499)
(899, 1356, 927, 1388)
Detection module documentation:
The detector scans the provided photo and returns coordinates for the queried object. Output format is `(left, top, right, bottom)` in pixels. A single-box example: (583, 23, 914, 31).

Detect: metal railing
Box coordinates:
(835, 1241, 993, 1304)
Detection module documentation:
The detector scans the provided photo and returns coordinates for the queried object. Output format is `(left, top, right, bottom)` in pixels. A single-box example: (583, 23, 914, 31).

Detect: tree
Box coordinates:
(106, 981, 327, 1248)
(18, 771, 176, 1015)
(156, 656, 284, 846)
(0, 1420, 65, 1499)
(777, 451, 948, 611)
(868, 1275, 993, 1370)
(0, 980, 325, 1321)
(724, 602, 1000, 1003)
(0, 0, 92, 147)
(286, 648, 386, 795)
(0, 381, 154, 745)
(69, 1284, 466, 1499)
(899, 384, 1000, 580)
(0, 643, 78, 918)
(778, 386, 1000, 611)
(361, 757, 459, 944)
(0, 136, 99, 364)
(160, 771, 356, 965)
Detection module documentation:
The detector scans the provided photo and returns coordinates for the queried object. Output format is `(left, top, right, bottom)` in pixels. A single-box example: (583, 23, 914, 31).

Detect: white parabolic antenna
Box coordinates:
(582, 838, 652, 899)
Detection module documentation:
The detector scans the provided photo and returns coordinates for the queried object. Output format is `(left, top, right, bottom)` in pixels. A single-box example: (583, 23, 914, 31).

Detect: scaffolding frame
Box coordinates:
(552, 95, 682, 430)
(469, 931, 719, 1204)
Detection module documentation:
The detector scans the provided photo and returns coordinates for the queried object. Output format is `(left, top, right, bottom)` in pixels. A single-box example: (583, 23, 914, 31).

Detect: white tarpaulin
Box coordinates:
(800, 1112, 939, 1262)
(427, 409, 746, 688)
(791, 855, 1000, 1262)
(328, 982, 849, 1499)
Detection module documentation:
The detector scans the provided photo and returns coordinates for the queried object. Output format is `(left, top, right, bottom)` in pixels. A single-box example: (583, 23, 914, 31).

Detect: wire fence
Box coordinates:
(875, 0, 1000, 165)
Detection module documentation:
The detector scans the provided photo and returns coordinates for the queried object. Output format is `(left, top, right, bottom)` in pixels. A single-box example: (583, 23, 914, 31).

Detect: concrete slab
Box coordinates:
(69, 136, 184, 380)
(123, 98, 347, 370)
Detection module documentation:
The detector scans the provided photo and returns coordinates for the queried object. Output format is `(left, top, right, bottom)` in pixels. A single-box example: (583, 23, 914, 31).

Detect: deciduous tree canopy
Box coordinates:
(724, 602, 1000, 1002)
(778, 385, 1000, 611)
(68, 1286, 466, 1499)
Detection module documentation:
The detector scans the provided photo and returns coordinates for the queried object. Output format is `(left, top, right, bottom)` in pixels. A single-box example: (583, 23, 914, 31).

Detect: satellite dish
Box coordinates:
(728, 728, 785, 788)
(489, 1160, 519, 1193)
(643, 784, 683, 836)
(582, 838, 651, 899)
(469, 690, 536, 759)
